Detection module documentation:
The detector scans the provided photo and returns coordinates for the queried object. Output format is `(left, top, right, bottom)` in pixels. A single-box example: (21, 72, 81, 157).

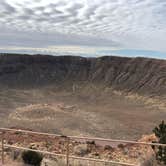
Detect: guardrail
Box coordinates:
(0, 128, 165, 166)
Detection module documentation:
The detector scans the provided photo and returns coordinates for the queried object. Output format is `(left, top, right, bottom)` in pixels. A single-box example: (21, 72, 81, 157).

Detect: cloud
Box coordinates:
(0, 0, 166, 55)
(0, 1, 16, 13)
(0, 45, 104, 55)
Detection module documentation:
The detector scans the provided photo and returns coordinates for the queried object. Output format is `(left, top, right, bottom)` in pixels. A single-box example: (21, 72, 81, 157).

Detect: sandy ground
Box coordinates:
(0, 87, 165, 140)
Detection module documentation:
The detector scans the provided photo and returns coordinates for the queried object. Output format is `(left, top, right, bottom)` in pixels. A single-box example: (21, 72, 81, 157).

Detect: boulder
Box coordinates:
(138, 155, 157, 166)
(74, 144, 88, 156)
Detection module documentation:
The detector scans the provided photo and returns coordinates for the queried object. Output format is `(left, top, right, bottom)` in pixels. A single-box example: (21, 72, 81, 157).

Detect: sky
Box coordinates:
(0, 0, 166, 59)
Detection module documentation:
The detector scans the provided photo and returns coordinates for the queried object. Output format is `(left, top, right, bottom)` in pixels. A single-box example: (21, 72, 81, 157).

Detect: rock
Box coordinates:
(41, 158, 65, 166)
(123, 147, 129, 155)
(103, 152, 113, 160)
(29, 143, 39, 150)
(128, 151, 139, 158)
(74, 144, 88, 156)
(138, 155, 157, 166)
(89, 152, 100, 159)
(29, 142, 47, 151)
(139, 134, 158, 143)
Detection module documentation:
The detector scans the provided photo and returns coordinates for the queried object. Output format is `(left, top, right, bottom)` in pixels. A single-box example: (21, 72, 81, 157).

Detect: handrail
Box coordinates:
(5, 144, 136, 166)
(0, 127, 166, 147)
(0, 127, 165, 165)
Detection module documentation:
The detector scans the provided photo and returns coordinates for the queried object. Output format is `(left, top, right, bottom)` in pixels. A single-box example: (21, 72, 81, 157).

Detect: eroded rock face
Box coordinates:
(0, 54, 165, 96)
(137, 134, 158, 166)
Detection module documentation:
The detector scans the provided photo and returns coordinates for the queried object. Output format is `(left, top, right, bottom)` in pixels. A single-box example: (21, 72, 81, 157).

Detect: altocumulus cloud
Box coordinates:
(0, 0, 166, 58)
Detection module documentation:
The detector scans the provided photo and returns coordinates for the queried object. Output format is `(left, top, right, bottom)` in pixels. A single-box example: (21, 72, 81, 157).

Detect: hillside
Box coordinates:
(0, 54, 165, 96)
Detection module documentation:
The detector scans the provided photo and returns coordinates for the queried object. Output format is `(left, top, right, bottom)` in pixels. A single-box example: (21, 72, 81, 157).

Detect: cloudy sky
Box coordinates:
(0, 0, 166, 59)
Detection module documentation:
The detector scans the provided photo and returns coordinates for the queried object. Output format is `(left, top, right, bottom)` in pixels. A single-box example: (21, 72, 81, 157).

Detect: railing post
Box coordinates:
(1, 131, 4, 165)
(66, 137, 70, 166)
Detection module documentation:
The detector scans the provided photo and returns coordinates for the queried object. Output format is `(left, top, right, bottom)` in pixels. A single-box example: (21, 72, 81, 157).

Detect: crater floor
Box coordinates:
(0, 87, 165, 140)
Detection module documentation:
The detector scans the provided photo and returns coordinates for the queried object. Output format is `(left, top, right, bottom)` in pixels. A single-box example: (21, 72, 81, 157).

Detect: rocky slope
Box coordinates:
(1, 130, 159, 166)
(0, 53, 165, 96)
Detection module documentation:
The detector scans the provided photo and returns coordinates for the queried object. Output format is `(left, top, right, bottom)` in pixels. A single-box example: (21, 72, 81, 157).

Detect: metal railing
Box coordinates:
(0, 127, 165, 166)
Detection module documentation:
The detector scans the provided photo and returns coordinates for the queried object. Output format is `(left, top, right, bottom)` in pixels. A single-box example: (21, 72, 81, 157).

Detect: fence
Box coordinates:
(0, 128, 166, 166)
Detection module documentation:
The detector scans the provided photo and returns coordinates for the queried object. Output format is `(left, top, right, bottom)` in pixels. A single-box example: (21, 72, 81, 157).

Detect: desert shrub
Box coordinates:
(86, 140, 95, 145)
(22, 150, 43, 166)
(152, 120, 166, 165)
(118, 144, 125, 149)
